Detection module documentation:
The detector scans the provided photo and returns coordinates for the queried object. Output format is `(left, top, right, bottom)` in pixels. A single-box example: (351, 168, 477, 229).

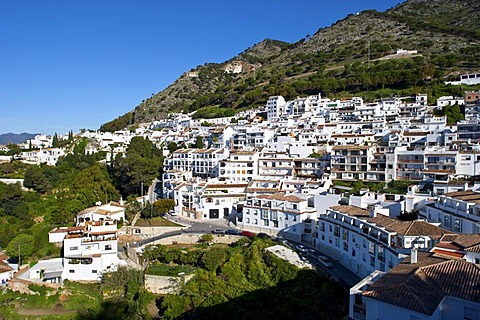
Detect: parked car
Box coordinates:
(295, 244, 308, 253)
(225, 229, 241, 235)
(212, 229, 225, 234)
(272, 236, 283, 243)
(169, 210, 177, 216)
(307, 249, 318, 258)
(257, 232, 270, 239)
(240, 230, 255, 237)
(317, 255, 333, 267)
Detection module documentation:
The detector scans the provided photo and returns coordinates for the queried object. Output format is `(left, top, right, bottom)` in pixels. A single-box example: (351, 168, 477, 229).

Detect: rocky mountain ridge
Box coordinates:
(101, 0, 480, 131)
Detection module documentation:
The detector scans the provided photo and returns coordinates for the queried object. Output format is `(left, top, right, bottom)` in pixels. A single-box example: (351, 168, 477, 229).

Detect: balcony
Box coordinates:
(397, 158, 423, 163)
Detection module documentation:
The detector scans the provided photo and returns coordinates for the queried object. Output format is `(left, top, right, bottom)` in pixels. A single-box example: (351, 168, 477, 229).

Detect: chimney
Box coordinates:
(120, 196, 124, 206)
(411, 247, 418, 264)
(368, 204, 377, 218)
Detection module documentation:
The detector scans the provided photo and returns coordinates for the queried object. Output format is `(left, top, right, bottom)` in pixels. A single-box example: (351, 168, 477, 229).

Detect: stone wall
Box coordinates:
(7, 278, 61, 295)
(151, 234, 240, 245)
(145, 274, 195, 294)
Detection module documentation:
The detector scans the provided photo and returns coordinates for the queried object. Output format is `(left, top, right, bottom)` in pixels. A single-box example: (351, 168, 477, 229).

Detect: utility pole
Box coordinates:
(18, 245, 21, 269)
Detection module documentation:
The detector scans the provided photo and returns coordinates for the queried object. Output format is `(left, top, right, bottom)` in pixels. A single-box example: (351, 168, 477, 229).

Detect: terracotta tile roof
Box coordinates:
(431, 248, 464, 258)
(330, 205, 370, 217)
(434, 242, 463, 251)
(465, 244, 480, 254)
(438, 234, 480, 251)
(0, 260, 14, 273)
(330, 206, 449, 237)
(256, 192, 306, 203)
(452, 234, 480, 248)
(365, 216, 448, 238)
(444, 191, 480, 202)
(362, 252, 480, 315)
(49, 226, 85, 233)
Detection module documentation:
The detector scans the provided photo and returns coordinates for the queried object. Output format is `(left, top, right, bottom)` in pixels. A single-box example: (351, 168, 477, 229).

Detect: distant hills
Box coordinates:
(0, 133, 37, 145)
(101, 0, 480, 132)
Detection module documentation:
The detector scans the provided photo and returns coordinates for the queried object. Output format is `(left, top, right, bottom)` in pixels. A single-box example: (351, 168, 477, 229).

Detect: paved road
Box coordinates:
(148, 178, 159, 204)
(287, 239, 362, 289)
(167, 214, 238, 234)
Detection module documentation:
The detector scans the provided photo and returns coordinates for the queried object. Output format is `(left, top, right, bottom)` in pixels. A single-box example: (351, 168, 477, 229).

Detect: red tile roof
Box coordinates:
(363, 252, 480, 315)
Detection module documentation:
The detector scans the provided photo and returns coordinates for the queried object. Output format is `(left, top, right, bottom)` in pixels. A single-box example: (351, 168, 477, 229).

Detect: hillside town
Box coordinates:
(2, 90, 480, 319)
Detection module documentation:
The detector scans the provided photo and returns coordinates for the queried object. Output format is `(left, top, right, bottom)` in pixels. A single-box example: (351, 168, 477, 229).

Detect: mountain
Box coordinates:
(0, 133, 37, 145)
(101, 0, 480, 132)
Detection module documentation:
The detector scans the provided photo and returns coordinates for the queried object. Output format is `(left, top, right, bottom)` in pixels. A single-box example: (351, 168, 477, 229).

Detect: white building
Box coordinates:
(314, 205, 449, 279)
(61, 221, 119, 281)
(219, 150, 259, 183)
(75, 202, 125, 225)
(20, 148, 65, 166)
(47, 202, 124, 282)
(242, 192, 316, 241)
(266, 96, 287, 121)
(350, 251, 480, 320)
(0, 259, 15, 285)
(420, 190, 480, 234)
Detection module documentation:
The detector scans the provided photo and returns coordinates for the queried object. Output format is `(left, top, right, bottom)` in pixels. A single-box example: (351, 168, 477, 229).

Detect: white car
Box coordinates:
(317, 255, 333, 268)
(295, 244, 308, 253)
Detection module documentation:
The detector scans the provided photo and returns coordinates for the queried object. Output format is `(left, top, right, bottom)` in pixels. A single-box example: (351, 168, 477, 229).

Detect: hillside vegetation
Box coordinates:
(101, 0, 480, 132)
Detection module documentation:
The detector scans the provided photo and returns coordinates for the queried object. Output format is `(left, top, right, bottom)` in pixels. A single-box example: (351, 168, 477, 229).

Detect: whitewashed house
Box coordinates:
(420, 190, 480, 234)
(242, 192, 316, 241)
(350, 251, 480, 320)
(314, 205, 449, 279)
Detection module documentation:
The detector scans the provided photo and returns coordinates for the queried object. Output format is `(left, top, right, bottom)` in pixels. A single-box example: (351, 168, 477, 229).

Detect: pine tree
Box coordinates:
(52, 132, 59, 148)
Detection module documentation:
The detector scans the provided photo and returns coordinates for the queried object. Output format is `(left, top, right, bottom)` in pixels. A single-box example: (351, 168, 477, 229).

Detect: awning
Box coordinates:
(43, 270, 63, 279)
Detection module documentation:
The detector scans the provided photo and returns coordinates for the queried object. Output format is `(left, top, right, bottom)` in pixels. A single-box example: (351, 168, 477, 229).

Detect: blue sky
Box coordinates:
(0, 0, 402, 135)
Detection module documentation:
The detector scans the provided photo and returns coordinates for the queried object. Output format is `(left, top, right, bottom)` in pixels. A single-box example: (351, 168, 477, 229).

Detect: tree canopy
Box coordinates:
(110, 137, 163, 196)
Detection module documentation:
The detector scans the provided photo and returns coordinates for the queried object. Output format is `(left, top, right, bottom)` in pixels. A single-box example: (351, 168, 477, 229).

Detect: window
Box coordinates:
(343, 242, 348, 251)
(261, 211, 268, 219)
(263, 219, 269, 226)
(293, 204, 298, 210)
(335, 238, 340, 247)
(273, 221, 278, 228)
(334, 225, 340, 237)
(70, 246, 78, 251)
(378, 247, 385, 262)
(342, 229, 348, 241)
(444, 215, 451, 228)
(369, 242, 375, 255)
(454, 219, 462, 232)
(92, 270, 98, 274)
(271, 211, 278, 221)
(105, 244, 112, 251)
(69, 270, 75, 273)
(370, 256, 375, 268)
